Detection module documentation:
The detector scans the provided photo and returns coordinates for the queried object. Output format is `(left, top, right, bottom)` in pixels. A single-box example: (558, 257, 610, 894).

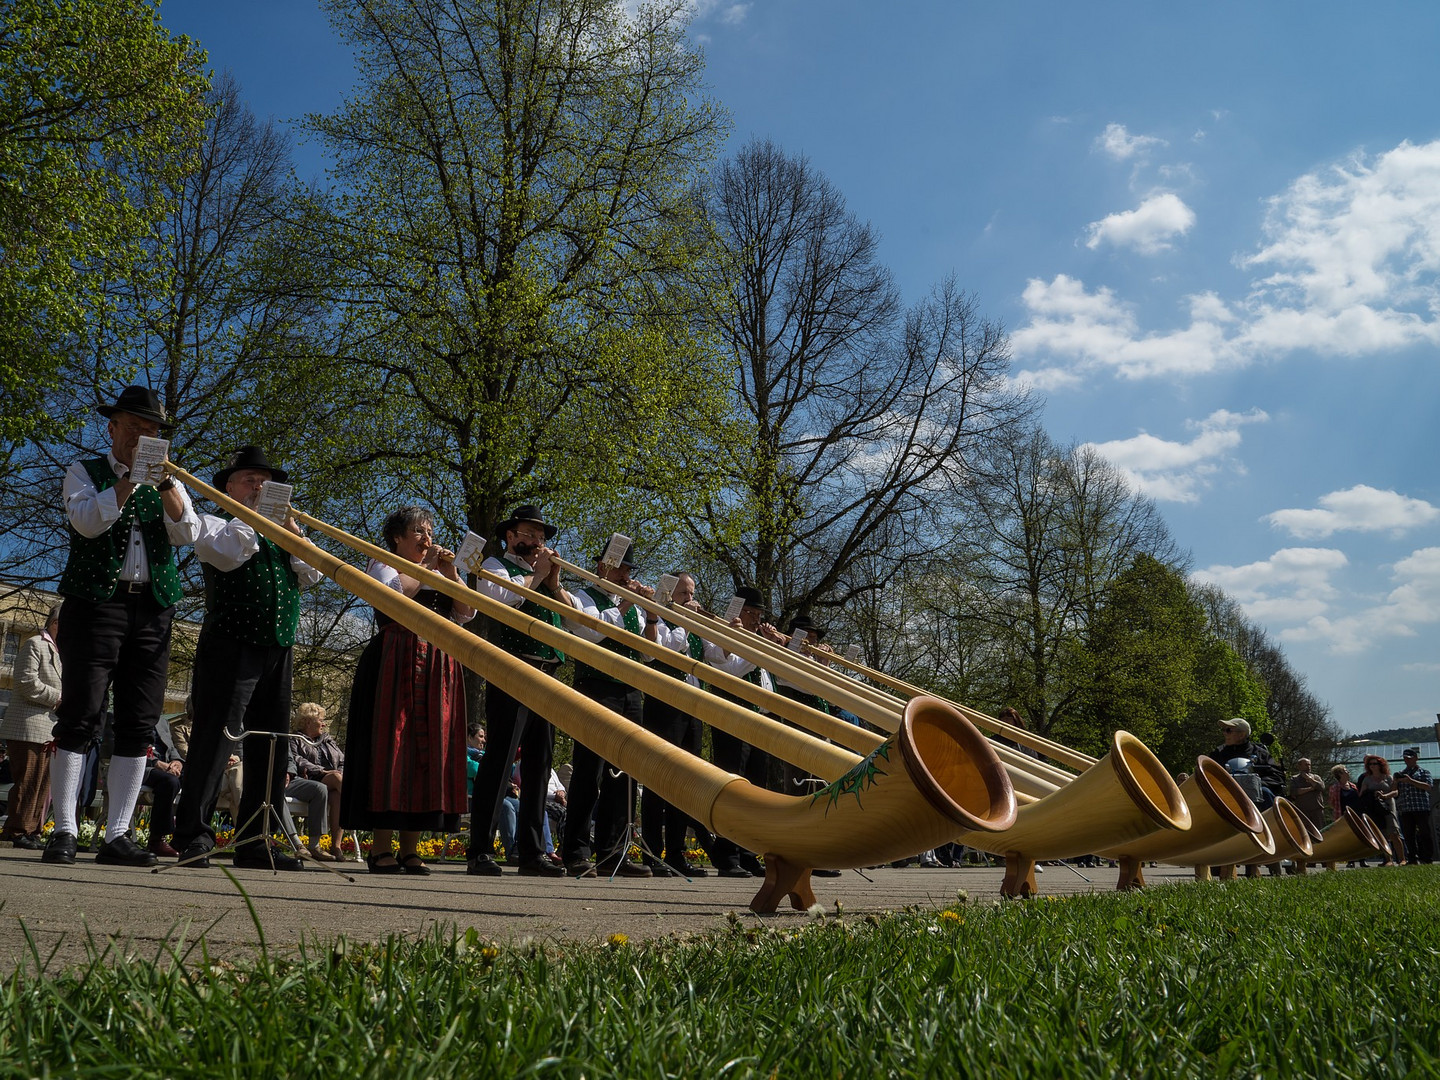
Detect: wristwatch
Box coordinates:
(157, 477, 176, 492)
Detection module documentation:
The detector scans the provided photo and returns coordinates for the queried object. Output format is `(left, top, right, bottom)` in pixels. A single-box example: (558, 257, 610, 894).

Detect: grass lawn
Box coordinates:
(2, 867, 1435, 1078)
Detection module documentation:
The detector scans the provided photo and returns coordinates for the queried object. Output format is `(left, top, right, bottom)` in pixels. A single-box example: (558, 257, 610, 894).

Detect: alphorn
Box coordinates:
(541, 556, 1193, 893)
(1095, 756, 1266, 888)
(1309, 807, 1384, 867)
(170, 466, 1016, 912)
(1239, 800, 1319, 866)
(545, 556, 1086, 796)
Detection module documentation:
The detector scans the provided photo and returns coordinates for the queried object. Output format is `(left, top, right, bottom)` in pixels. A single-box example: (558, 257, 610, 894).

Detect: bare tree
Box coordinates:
(696, 138, 1028, 624)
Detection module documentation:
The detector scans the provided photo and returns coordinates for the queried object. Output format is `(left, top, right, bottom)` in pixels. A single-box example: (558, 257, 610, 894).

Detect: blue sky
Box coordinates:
(160, 1, 1440, 736)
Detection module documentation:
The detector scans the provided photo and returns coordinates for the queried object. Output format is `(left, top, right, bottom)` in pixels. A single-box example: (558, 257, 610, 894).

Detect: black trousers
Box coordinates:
(54, 593, 174, 757)
(468, 676, 554, 865)
(710, 726, 770, 870)
(777, 684, 823, 797)
(144, 765, 181, 838)
(563, 678, 640, 866)
(1400, 810, 1434, 864)
(174, 633, 293, 851)
(640, 694, 709, 864)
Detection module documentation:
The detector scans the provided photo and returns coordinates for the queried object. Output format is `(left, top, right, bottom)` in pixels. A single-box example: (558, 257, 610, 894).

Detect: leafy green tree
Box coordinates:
(305, 0, 734, 547)
(1076, 553, 1206, 760)
(0, 0, 209, 459)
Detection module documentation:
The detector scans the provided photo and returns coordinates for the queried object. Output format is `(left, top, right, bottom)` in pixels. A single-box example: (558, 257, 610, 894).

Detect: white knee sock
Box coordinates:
(105, 755, 148, 840)
(49, 749, 86, 836)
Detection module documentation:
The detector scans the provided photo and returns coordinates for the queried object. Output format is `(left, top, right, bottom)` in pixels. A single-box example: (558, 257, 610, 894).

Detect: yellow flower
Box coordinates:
(939, 910, 964, 925)
(607, 933, 629, 948)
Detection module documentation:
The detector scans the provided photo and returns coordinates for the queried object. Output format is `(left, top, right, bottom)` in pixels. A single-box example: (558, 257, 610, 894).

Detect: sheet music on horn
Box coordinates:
(787, 628, 806, 651)
(130, 437, 169, 486)
(655, 574, 679, 606)
(845, 644, 862, 661)
(601, 532, 631, 569)
(455, 531, 488, 576)
(722, 595, 745, 622)
(256, 481, 293, 524)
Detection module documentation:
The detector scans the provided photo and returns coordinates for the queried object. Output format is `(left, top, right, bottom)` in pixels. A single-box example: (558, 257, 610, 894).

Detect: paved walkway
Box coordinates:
(0, 847, 1211, 971)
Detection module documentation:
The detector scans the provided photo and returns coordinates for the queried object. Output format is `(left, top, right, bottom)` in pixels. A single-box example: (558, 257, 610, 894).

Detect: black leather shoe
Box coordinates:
(178, 841, 213, 868)
(233, 846, 305, 871)
(467, 854, 504, 876)
(737, 854, 766, 876)
(96, 834, 159, 867)
(717, 864, 755, 878)
(11, 833, 43, 851)
(667, 860, 709, 877)
(517, 859, 566, 877)
(566, 860, 598, 878)
(41, 831, 77, 865)
(598, 857, 653, 879)
(643, 858, 680, 877)
(812, 868, 843, 878)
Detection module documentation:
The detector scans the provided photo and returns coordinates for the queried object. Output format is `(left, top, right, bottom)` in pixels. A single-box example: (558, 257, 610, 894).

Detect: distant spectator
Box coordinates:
(1328, 764, 1359, 820)
(0, 605, 62, 850)
(1358, 755, 1405, 865)
(994, 707, 1039, 760)
(290, 702, 346, 859)
(1394, 748, 1433, 865)
(1287, 759, 1327, 828)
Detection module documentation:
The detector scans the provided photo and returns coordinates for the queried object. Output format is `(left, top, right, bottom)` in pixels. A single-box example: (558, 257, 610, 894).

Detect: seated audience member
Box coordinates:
(291, 702, 347, 859)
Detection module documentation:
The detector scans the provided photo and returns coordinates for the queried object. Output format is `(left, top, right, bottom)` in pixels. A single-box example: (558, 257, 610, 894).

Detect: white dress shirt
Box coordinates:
(63, 451, 200, 582)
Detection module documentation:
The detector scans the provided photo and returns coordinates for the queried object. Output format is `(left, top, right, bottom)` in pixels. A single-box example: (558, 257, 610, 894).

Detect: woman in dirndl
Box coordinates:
(340, 506, 473, 874)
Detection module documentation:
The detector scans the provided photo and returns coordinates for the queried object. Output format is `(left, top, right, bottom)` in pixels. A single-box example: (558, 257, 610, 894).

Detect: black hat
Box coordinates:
(787, 614, 827, 640)
(214, 445, 289, 490)
(1404, 747, 1420, 757)
(496, 504, 557, 541)
(98, 386, 173, 429)
(596, 541, 637, 569)
(734, 586, 763, 609)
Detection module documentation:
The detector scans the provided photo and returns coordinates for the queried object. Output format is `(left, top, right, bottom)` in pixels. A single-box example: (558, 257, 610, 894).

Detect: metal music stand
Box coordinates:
(155, 727, 356, 882)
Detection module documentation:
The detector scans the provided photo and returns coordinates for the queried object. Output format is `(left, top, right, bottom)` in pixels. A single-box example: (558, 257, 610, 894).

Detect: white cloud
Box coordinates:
(1094, 123, 1166, 162)
(1012, 275, 1242, 381)
(1283, 546, 1440, 653)
(1192, 547, 1349, 625)
(1085, 408, 1267, 503)
(688, 0, 749, 24)
(1085, 193, 1196, 255)
(1016, 138, 1440, 380)
(1266, 485, 1440, 539)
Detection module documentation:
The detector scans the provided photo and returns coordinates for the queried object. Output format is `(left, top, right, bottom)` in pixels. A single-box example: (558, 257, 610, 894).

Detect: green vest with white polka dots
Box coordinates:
(201, 518, 301, 647)
(59, 457, 183, 607)
(487, 557, 565, 663)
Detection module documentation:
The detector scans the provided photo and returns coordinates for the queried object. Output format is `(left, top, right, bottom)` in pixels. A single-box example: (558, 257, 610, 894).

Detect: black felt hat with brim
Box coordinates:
(98, 386, 174, 430)
(214, 445, 289, 489)
(496, 504, 557, 541)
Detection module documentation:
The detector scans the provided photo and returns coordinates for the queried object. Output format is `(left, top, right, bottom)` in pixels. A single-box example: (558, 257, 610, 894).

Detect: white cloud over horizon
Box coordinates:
(1195, 545, 1440, 654)
(1266, 484, 1440, 538)
(1094, 122, 1166, 161)
(1084, 408, 1267, 503)
(1085, 193, 1196, 254)
(1015, 138, 1440, 383)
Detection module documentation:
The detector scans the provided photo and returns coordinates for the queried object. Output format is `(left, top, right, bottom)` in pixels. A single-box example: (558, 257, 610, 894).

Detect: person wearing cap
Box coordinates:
(1209, 717, 1285, 806)
(557, 541, 661, 879)
(43, 387, 200, 868)
(466, 505, 571, 878)
(1394, 748, 1433, 865)
(172, 446, 322, 871)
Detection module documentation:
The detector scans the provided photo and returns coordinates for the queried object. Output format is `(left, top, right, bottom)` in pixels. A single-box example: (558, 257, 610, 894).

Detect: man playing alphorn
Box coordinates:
(175, 446, 321, 870)
(560, 540, 661, 878)
(466, 505, 570, 878)
(45, 387, 200, 868)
